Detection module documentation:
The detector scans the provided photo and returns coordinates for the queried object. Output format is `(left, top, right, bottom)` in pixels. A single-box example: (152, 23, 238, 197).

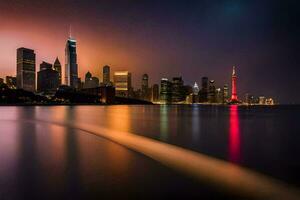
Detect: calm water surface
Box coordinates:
(0, 105, 299, 199)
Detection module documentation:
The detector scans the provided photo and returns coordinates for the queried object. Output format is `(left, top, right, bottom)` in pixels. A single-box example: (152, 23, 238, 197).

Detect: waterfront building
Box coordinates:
(151, 84, 159, 102)
(160, 78, 172, 103)
(103, 65, 111, 86)
(5, 76, 17, 89)
(16, 48, 36, 92)
(54, 57, 62, 85)
(65, 37, 78, 88)
(208, 80, 216, 103)
(171, 77, 185, 103)
(37, 62, 59, 94)
(231, 66, 238, 102)
(114, 71, 132, 97)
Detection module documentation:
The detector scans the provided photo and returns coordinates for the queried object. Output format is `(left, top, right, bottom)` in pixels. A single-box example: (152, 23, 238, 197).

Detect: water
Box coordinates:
(0, 105, 299, 199)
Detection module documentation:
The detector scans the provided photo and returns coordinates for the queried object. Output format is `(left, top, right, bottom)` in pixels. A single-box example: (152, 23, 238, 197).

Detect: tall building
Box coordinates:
(231, 66, 238, 102)
(114, 71, 132, 97)
(223, 84, 229, 103)
(160, 78, 172, 103)
(54, 57, 62, 85)
(5, 76, 17, 89)
(37, 62, 59, 94)
(193, 82, 200, 95)
(16, 48, 36, 92)
(103, 65, 111, 85)
(199, 77, 208, 102)
(0, 78, 3, 84)
(208, 80, 216, 103)
(65, 37, 78, 88)
(141, 74, 150, 101)
(171, 77, 184, 103)
(151, 84, 159, 102)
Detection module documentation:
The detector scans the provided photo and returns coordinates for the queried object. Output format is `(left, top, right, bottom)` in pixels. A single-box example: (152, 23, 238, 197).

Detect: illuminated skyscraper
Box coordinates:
(160, 78, 172, 103)
(65, 37, 78, 88)
(54, 57, 62, 85)
(171, 77, 184, 102)
(16, 48, 36, 92)
(114, 71, 132, 97)
(103, 65, 110, 85)
(193, 82, 199, 95)
(231, 66, 238, 101)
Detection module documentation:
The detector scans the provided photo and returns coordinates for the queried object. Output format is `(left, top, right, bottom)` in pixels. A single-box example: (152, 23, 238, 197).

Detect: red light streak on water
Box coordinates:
(229, 105, 241, 163)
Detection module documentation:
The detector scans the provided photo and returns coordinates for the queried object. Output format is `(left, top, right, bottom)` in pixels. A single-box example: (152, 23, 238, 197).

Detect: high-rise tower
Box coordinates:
(103, 65, 110, 85)
(54, 57, 62, 85)
(231, 66, 238, 101)
(65, 36, 78, 88)
(16, 48, 36, 92)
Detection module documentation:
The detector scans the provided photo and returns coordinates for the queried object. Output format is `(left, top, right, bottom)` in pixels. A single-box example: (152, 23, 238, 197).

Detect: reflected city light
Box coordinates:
(160, 105, 169, 141)
(229, 105, 241, 163)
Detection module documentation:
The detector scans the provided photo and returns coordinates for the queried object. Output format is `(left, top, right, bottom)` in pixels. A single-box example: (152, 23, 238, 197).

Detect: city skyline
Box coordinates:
(0, 0, 299, 103)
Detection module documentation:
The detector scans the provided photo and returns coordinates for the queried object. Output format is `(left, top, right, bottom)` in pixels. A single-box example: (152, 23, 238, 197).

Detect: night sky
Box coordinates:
(0, 0, 299, 103)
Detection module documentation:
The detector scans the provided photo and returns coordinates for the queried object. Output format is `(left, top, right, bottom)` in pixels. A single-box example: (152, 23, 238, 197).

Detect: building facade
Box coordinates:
(151, 84, 159, 102)
(114, 71, 132, 97)
(37, 62, 59, 94)
(54, 57, 62, 85)
(160, 78, 172, 103)
(17, 48, 36, 92)
(65, 37, 78, 88)
(171, 77, 184, 103)
(102, 65, 111, 85)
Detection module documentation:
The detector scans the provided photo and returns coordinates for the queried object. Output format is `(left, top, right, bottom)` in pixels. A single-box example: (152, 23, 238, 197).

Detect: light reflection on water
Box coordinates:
(0, 105, 300, 199)
(229, 105, 241, 163)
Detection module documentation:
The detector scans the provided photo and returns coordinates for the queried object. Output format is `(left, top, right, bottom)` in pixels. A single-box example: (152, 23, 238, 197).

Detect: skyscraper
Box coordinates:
(171, 77, 184, 103)
(208, 80, 216, 103)
(54, 57, 62, 85)
(151, 84, 159, 102)
(16, 48, 36, 92)
(114, 71, 132, 97)
(65, 37, 78, 88)
(141, 74, 150, 101)
(160, 78, 172, 103)
(103, 65, 110, 85)
(231, 66, 238, 102)
(193, 82, 200, 95)
(199, 77, 208, 102)
(223, 84, 229, 103)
